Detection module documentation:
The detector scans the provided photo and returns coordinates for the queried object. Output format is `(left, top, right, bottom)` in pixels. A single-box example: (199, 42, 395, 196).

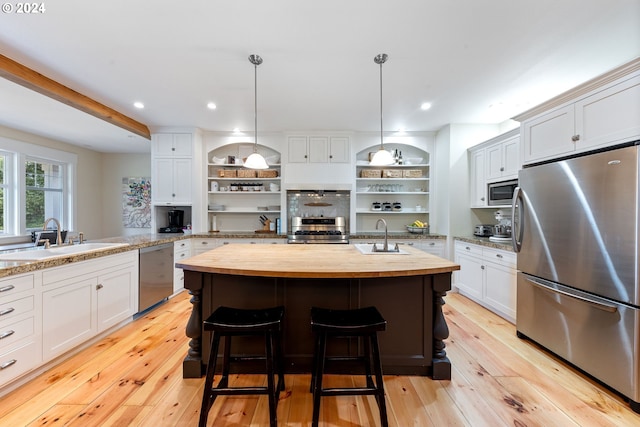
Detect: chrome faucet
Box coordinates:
(376, 218, 389, 252)
(42, 217, 63, 247)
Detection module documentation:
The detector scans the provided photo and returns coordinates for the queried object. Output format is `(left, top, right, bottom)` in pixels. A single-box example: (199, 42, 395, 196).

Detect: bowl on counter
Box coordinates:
(406, 225, 429, 234)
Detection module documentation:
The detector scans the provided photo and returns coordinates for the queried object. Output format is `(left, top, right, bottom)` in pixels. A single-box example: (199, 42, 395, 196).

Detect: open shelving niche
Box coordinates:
(355, 144, 430, 233)
(207, 144, 282, 232)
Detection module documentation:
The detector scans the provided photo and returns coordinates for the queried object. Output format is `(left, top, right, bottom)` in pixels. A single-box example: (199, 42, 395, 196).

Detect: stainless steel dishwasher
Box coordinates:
(138, 243, 173, 312)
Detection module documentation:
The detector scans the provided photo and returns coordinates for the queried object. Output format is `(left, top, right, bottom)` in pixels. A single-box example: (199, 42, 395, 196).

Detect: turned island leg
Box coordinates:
(432, 274, 451, 380)
(183, 271, 204, 378)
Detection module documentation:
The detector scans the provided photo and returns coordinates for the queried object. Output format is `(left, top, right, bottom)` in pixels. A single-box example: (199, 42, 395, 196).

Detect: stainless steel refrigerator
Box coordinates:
(512, 143, 640, 413)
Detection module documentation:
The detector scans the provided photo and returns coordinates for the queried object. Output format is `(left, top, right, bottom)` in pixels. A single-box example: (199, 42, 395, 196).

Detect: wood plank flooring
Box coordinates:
(1, 290, 639, 426)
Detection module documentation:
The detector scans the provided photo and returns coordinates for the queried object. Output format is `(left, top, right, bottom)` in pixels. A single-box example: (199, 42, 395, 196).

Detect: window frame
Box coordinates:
(0, 136, 77, 243)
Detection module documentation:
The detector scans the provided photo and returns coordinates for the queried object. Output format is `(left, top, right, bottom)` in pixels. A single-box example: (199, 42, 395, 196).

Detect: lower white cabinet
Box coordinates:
(174, 240, 192, 292)
(454, 241, 516, 323)
(397, 238, 445, 257)
(41, 251, 138, 361)
(0, 273, 41, 388)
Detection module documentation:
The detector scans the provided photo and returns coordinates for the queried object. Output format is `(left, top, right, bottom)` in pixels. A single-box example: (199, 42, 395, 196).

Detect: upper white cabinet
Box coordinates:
(153, 133, 193, 157)
(485, 134, 519, 182)
(517, 61, 640, 165)
(468, 129, 520, 208)
(152, 133, 194, 205)
(288, 136, 350, 163)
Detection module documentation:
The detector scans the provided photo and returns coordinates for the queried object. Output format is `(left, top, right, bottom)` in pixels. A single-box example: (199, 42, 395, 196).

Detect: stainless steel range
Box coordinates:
(288, 216, 348, 244)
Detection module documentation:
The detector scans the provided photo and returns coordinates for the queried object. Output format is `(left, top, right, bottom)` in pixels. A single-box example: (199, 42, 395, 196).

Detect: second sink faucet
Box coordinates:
(42, 217, 63, 247)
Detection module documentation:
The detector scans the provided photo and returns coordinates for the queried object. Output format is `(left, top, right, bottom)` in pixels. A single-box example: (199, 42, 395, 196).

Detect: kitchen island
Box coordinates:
(176, 243, 460, 380)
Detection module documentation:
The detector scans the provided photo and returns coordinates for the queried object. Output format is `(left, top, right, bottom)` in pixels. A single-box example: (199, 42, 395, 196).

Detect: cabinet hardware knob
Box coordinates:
(571, 134, 580, 142)
(500, 167, 504, 171)
(481, 265, 485, 270)
(480, 197, 485, 201)
(0, 359, 17, 370)
(0, 308, 15, 316)
(0, 330, 15, 340)
(0, 285, 15, 293)
(172, 147, 175, 151)
(465, 246, 471, 250)
(96, 284, 104, 290)
(429, 242, 435, 246)
(496, 254, 503, 258)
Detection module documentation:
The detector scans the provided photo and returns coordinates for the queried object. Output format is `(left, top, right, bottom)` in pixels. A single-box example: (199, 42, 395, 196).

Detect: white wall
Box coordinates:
(101, 153, 151, 238)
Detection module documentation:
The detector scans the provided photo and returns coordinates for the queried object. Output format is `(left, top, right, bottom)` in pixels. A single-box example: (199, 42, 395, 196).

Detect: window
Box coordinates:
(25, 158, 65, 231)
(0, 137, 76, 241)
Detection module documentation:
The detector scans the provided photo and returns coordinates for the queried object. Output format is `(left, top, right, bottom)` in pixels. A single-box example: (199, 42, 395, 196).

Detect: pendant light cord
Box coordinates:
(254, 59, 258, 153)
(379, 58, 383, 149)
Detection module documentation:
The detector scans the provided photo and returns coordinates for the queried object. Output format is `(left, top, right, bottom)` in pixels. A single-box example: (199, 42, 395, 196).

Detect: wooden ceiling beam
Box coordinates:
(0, 54, 151, 140)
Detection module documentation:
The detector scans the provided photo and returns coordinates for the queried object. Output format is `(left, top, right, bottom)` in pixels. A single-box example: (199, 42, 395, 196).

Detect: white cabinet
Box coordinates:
(454, 241, 516, 323)
(397, 238, 445, 257)
(485, 134, 519, 182)
(41, 252, 138, 361)
(520, 72, 640, 164)
(191, 238, 221, 256)
(173, 239, 192, 292)
(0, 273, 41, 388)
(288, 136, 350, 163)
(469, 149, 487, 207)
(152, 133, 193, 157)
(468, 129, 520, 208)
(152, 133, 194, 205)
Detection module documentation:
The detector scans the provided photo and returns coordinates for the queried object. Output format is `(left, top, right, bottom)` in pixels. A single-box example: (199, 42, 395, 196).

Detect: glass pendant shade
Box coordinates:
(244, 152, 269, 169)
(370, 148, 394, 166)
(244, 54, 269, 170)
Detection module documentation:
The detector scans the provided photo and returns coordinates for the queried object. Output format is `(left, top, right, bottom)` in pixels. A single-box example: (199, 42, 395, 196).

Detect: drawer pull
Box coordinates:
(465, 246, 471, 250)
(0, 285, 15, 293)
(496, 254, 503, 258)
(429, 242, 435, 246)
(0, 308, 15, 317)
(0, 330, 15, 340)
(1, 359, 17, 369)
(96, 284, 104, 290)
(201, 241, 209, 245)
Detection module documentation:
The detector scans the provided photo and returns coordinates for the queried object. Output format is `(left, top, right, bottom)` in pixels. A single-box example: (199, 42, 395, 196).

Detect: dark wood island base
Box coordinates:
(177, 244, 459, 380)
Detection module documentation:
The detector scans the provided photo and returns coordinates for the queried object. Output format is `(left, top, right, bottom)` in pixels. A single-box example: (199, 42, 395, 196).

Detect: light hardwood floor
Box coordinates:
(1, 290, 639, 426)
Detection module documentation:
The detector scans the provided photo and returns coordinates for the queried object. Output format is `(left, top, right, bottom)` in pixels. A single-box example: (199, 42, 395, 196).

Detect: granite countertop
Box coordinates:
(0, 231, 447, 278)
(454, 235, 515, 252)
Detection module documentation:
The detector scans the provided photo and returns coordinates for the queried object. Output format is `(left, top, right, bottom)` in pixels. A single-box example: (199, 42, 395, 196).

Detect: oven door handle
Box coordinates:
(523, 274, 618, 313)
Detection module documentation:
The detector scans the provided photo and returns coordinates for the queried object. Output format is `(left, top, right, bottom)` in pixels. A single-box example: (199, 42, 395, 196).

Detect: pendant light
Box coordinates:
(369, 53, 395, 166)
(243, 54, 269, 170)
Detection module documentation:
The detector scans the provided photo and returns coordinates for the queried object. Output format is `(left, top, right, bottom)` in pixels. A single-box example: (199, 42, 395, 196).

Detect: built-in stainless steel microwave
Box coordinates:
(488, 179, 518, 206)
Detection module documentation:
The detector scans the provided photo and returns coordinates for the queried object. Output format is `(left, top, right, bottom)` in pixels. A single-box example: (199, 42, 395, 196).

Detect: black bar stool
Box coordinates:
(310, 306, 388, 427)
(198, 306, 285, 427)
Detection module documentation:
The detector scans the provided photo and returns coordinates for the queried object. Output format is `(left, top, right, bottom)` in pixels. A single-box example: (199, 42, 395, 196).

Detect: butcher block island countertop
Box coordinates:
(177, 243, 459, 380)
(176, 243, 459, 278)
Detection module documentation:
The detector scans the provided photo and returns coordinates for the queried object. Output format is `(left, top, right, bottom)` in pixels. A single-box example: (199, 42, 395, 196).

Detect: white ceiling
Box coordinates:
(0, 0, 638, 153)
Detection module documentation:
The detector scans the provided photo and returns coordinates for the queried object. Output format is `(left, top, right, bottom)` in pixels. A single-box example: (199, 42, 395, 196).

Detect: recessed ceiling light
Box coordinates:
(420, 102, 432, 111)
(207, 102, 217, 110)
(133, 101, 144, 109)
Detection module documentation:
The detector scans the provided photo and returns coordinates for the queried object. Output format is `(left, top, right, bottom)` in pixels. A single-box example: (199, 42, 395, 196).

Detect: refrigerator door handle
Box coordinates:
(524, 274, 618, 313)
(511, 186, 523, 253)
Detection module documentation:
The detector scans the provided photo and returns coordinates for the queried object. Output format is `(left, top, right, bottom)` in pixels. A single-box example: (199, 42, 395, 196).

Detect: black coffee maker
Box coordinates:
(159, 209, 184, 233)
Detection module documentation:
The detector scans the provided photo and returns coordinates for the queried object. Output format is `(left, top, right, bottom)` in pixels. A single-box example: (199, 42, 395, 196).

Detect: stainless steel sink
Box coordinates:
(0, 242, 129, 261)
